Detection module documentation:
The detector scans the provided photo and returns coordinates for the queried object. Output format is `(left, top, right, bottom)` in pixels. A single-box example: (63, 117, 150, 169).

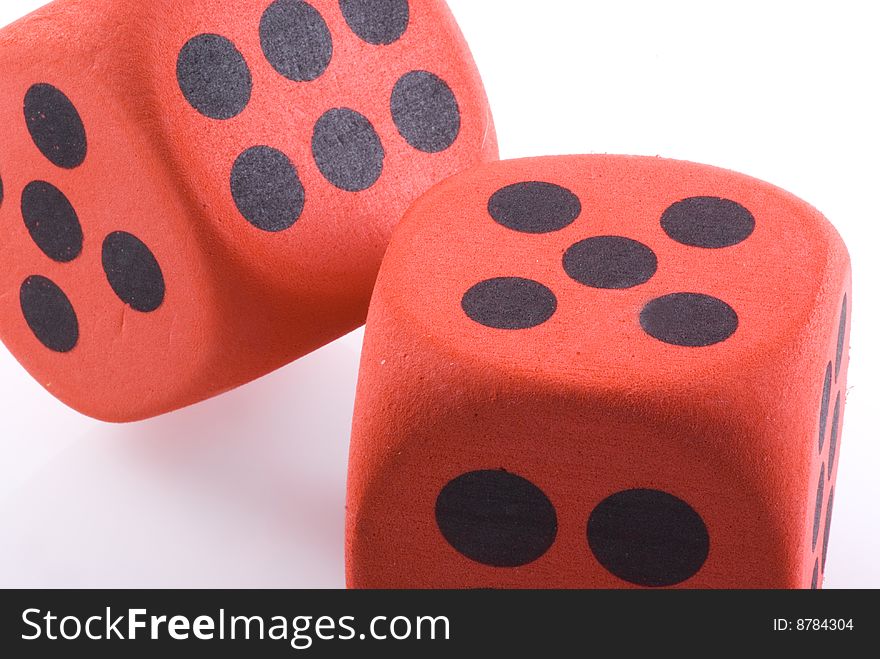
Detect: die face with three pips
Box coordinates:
(0, 0, 496, 420)
(347, 155, 850, 588)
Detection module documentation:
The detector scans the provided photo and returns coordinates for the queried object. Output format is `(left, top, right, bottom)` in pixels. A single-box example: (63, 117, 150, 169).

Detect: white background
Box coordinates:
(1, 0, 878, 588)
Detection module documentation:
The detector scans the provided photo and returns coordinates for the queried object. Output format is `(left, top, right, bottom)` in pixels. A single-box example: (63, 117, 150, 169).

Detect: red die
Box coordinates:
(347, 155, 850, 589)
(0, 0, 496, 420)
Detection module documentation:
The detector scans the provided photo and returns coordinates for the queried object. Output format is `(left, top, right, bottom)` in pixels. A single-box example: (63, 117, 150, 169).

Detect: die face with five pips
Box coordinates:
(347, 155, 850, 588)
(0, 0, 496, 421)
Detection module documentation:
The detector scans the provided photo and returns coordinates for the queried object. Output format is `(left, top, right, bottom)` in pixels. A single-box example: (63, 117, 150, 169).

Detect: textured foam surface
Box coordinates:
(0, 0, 497, 421)
(347, 155, 851, 589)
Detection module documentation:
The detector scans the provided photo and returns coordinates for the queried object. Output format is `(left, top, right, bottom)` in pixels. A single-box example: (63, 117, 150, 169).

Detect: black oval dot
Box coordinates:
(231, 146, 305, 232)
(312, 108, 385, 192)
(828, 393, 840, 480)
(661, 197, 755, 249)
(391, 70, 460, 153)
(819, 362, 832, 453)
(821, 487, 834, 571)
(564, 236, 658, 289)
(176, 34, 252, 120)
(435, 469, 557, 568)
(835, 295, 847, 381)
(462, 277, 557, 330)
(102, 232, 166, 313)
(20, 181, 83, 263)
(488, 182, 581, 234)
(811, 559, 819, 589)
(340, 0, 409, 45)
(640, 293, 738, 347)
(260, 0, 333, 82)
(812, 463, 825, 552)
(0, 173, 4, 207)
(20, 275, 79, 353)
(23, 84, 87, 169)
(587, 489, 709, 587)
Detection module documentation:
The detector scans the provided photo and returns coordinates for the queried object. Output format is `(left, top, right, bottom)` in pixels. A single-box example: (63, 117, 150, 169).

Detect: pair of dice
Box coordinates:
(0, 0, 850, 589)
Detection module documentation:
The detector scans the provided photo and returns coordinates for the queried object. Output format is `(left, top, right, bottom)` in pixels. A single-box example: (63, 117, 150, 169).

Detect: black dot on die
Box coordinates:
(828, 393, 840, 481)
(231, 146, 305, 233)
(661, 197, 755, 249)
(811, 559, 819, 589)
(19, 275, 79, 353)
(340, 0, 409, 45)
(819, 362, 832, 453)
(102, 232, 166, 313)
(260, 0, 333, 82)
(391, 70, 460, 153)
(488, 182, 581, 234)
(0, 173, 4, 207)
(20, 181, 83, 263)
(462, 277, 557, 330)
(312, 108, 385, 192)
(587, 489, 709, 587)
(812, 463, 825, 552)
(176, 34, 252, 120)
(640, 293, 738, 348)
(564, 236, 658, 290)
(822, 487, 834, 571)
(435, 469, 558, 568)
(835, 295, 847, 381)
(23, 83, 87, 169)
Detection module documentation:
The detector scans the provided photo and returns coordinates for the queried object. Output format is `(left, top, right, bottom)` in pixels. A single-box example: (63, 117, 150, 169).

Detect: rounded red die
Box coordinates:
(0, 0, 496, 420)
(347, 155, 850, 589)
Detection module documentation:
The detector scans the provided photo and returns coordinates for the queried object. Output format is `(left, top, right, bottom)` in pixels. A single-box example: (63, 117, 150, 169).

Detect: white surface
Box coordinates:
(0, 0, 878, 588)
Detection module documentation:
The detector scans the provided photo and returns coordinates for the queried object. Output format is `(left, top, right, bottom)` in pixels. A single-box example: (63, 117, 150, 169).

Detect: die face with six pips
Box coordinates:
(0, 0, 496, 420)
(347, 155, 850, 588)
(0, 2, 851, 589)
